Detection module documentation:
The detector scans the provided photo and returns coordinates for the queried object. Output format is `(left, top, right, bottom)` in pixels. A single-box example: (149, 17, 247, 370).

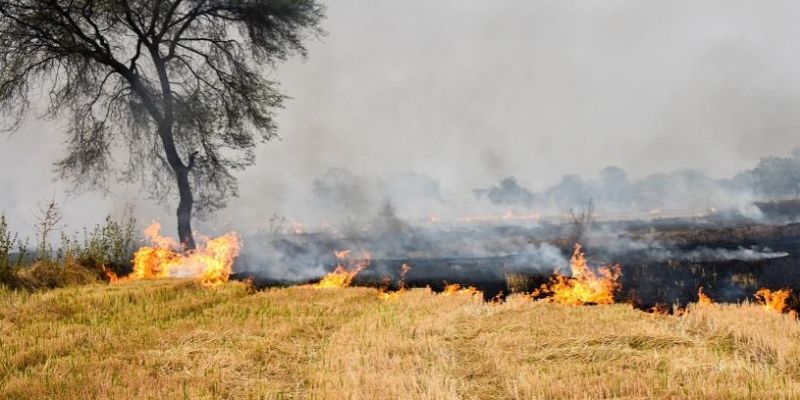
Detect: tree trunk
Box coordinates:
(176, 168, 196, 250)
(157, 120, 196, 251)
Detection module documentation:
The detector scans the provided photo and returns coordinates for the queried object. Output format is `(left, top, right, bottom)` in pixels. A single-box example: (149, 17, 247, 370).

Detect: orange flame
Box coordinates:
(697, 287, 713, 305)
(754, 288, 791, 313)
(378, 263, 414, 301)
(128, 222, 241, 286)
(316, 250, 370, 289)
(377, 289, 403, 301)
(102, 265, 119, 283)
(535, 244, 621, 305)
(441, 283, 481, 296)
(648, 304, 671, 315)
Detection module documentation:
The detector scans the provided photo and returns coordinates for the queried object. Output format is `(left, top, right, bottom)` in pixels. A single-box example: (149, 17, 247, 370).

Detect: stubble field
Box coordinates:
(1, 280, 799, 399)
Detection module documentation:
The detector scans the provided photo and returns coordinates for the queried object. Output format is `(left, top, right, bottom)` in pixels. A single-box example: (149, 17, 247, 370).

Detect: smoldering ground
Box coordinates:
(232, 178, 795, 306)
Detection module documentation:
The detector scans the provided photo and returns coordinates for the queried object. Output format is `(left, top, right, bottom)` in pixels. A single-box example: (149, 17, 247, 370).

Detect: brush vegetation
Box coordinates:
(0, 209, 137, 291)
(2, 280, 799, 399)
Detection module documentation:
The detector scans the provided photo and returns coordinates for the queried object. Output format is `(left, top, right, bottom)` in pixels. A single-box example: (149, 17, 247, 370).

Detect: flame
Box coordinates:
(378, 263, 413, 301)
(377, 289, 404, 301)
(441, 283, 481, 296)
(535, 244, 621, 305)
(334, 250, 351, 260)
(697, 287, 713, 305)
(128, 222, 241, 286)
(648, 304, 670, 315)
(102, 265, 119, 283)
(316, 250, 370, 289)
(754, 288, 791, 313)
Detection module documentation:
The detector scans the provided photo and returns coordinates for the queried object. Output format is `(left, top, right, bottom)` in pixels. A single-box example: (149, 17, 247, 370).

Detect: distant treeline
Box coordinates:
(474, 149, 800, 212)
(305, 148, 800, 221)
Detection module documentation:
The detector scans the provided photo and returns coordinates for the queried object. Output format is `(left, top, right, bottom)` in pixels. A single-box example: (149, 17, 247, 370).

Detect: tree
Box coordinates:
(545, 174, 589, 209)
(593, 166, 634, 209)
(0, 0, 324, 249)
(750, 157, 800, 199)
(473, 176, 537, 207)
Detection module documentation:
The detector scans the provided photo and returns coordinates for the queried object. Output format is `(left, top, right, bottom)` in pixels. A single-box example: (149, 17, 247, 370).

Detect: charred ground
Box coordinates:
(234, 211, 800, 310)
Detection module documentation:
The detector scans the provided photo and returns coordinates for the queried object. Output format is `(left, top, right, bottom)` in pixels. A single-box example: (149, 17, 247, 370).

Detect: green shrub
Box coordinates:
(0, 210, 138, 290)
(0, 214, 28, 287)
(60, 213, 139, 277)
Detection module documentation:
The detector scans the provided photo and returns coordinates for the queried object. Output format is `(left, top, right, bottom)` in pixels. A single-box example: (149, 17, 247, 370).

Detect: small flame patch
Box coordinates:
(535, 244, 621, 305)
(315, 250, 370, 289)
(126, 222, 241, 286)
(755, 288, 791, 314)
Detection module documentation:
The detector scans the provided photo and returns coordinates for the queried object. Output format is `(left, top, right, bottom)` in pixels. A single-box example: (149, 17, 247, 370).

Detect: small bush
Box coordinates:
(0, 209, 138, 290)
(61, 213, 138, 276)
(0, 214, 28, 287)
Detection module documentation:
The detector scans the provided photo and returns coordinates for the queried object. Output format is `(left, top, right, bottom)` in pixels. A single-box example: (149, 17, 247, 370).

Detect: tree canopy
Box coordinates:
(0, 0, 325, 247)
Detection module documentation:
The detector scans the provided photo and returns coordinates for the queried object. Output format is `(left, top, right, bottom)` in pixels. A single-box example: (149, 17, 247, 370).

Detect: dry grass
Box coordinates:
(2, 281, 800, 399)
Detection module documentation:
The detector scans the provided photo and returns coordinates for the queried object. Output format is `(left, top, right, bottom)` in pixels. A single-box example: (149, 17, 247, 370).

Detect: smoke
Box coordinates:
(308, 168, 444, 224)
(4, 1, 800, 245)
(650, 247, 788, 262)
(584, 225, 789, 263)
(469, 155, 800, 222)
(507, 243, 569, 273)
(286, 154, 793, 230)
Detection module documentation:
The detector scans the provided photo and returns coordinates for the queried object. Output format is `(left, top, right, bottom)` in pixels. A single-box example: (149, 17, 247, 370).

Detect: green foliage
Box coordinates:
(0, 211, 138, 290)
(0, 214, 27, 287)
(60, 213, 139, 276)
(35, 199, 61, 262)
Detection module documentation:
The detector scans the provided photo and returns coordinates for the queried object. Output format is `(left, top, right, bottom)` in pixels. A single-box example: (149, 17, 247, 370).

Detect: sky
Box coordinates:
(2, 0, 800, 237)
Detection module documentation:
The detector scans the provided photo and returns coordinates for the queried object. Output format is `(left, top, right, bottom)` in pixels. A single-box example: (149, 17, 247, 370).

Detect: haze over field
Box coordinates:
(3, 0, 800, 236)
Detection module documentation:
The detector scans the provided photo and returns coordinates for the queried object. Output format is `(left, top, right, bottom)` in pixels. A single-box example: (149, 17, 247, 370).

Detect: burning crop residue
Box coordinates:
(697, 287, 713, 305)
(534, 244, 621, 305)
(378, 263, 412, 301)
(754, 288, 792, 314)
(644, 287, 796, 317)
(441, 283, 481, 296)
(125, 222, 241, 286)
(315, 250, 371, 289)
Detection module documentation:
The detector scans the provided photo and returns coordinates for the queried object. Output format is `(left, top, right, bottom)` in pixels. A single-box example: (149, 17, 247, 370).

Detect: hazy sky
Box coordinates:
(2, 0, 800, 236)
